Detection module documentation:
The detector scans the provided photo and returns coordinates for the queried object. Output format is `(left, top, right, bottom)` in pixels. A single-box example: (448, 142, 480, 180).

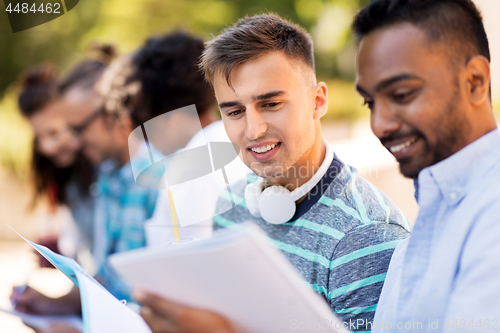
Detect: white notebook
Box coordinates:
(110, 224, 347, 333)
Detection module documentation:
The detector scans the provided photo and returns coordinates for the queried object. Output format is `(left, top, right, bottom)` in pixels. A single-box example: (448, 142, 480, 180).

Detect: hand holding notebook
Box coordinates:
(110, 224, 348, 333)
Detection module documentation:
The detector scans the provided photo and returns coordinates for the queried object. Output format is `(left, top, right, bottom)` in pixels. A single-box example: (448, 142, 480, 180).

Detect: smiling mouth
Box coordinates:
(389, 137, 418, 154)
(250, 142, 281, 154)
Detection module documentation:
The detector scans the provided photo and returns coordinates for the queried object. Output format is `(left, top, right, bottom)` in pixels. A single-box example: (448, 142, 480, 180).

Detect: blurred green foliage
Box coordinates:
(0, 88, 33, 179)
(1, 0, 371, 96)
(324, 80, 367, 121)
(0, 0, 371, 175)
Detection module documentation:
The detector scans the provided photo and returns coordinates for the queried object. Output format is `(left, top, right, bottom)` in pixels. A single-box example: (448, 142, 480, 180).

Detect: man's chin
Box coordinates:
(249, 164, 285, 179)
(252, 169, 282, 179)
(398, 159, 427, 179)
(399, 167, 419, 179)
(83, 150, 103, 166)
(395, 154, 415, 178)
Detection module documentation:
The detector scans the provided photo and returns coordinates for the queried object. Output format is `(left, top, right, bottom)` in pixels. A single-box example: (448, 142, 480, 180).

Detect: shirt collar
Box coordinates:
(413, 178, 419, 202)
(417, 128, 500, 206)
(288, 154, 344, 222)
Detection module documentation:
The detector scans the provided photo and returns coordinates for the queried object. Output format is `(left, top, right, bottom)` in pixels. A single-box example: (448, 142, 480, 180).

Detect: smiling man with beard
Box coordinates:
(353, 0, 500, 331)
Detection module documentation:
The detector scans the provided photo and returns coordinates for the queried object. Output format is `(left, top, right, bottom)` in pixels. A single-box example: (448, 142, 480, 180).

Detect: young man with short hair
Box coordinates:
(135, 14, 410, 332)
(353, 0, 500, 331)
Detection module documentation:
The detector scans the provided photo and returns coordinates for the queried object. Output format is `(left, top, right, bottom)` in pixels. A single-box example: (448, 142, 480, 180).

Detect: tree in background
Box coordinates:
(0, 0, 370, 176)
(1, 0, 370, 96)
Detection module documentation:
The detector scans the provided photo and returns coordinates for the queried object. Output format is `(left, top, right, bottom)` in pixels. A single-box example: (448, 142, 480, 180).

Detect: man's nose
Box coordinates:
(370, 102, 401, 140)
(245, 107, 268, 141)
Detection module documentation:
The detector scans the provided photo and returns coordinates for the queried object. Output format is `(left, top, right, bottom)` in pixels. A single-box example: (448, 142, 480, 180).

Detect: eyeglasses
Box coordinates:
(69, 107, 104, 136)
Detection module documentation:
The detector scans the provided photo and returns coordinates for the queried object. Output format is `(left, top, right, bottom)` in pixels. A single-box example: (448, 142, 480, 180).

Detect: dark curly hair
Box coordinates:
(132, 31, 216, 126)
(99, 31, 216, 128)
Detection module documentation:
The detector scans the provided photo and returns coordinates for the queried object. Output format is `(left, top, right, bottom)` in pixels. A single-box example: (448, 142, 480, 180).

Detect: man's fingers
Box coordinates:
(134, 289, 237, 333)
(140, 306, 177, 333)
(133, 289, 183, 319)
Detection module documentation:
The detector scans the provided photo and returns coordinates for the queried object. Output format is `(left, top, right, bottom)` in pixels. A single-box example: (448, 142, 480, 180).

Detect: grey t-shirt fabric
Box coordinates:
(214, 159, 410, 331)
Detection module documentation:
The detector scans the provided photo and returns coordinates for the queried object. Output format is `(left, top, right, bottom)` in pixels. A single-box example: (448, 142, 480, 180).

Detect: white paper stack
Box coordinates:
(110, 224, 347, 333)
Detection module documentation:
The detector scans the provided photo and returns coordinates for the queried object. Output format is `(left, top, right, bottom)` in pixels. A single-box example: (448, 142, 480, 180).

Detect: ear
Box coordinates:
(312, 82, 328, 120)
(465, 55, 491, 106)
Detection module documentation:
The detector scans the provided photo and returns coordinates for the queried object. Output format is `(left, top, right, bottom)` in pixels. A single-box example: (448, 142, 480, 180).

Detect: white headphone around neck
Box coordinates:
(244, 139, 334, 225)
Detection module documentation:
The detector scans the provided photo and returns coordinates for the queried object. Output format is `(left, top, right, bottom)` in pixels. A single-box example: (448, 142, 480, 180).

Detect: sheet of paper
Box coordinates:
(110, 225, 348, 333)
(8, 226, 151, 333)
(8, 225, 88, 287)
(0, 307, 83, 332)
(76, 271, 152, 333)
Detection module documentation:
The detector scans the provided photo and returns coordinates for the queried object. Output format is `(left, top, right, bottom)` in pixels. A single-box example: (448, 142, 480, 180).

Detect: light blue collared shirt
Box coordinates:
(373, 129, 500, 332)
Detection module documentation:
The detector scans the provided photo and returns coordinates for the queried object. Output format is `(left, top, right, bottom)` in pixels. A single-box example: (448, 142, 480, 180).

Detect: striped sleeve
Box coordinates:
(327, 222, 409, 331)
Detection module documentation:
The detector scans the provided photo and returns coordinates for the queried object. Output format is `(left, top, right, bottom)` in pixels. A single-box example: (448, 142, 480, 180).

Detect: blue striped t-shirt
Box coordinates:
(213, 157, 410, 331)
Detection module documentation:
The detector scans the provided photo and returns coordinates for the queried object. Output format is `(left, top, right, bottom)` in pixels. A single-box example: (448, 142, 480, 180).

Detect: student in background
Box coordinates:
(17, 64, 94, 267)
(134, 31, 251, 247)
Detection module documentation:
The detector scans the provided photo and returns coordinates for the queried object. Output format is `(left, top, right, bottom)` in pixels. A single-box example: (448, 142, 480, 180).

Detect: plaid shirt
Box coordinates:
(93, 145, 158, 302)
